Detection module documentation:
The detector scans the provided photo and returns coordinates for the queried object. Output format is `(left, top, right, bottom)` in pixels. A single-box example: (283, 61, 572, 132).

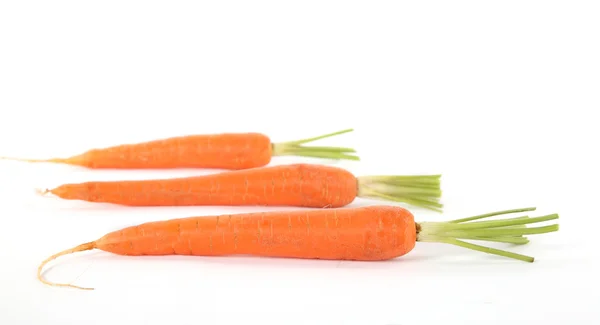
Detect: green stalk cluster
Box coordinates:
(358, 175, 443, 212)
(271, 128, 359, 161)
(417, 207, 559, 262)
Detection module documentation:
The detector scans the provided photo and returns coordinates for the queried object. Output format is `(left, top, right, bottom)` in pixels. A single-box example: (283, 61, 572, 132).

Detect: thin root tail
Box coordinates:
(0, 156, 66, 164)
(0, 156, 47, 163)
(35, 188, 50, 196)
(37, 242, 97, 290)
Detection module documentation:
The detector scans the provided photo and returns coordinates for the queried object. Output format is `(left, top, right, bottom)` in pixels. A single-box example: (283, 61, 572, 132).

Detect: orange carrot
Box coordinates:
(38, 163, 444, 211)
(0, 129, 358, 170)
(37, 205, 559, 290)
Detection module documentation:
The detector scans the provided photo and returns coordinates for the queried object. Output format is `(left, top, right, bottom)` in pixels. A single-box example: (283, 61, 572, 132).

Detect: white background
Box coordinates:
(1, 1, 599, 324)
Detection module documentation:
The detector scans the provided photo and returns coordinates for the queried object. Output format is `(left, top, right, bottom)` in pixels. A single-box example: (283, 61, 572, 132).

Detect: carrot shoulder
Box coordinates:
(39, 163, 444, 211)
(37, 205, 559, 290)
(1, 129, 358, 170)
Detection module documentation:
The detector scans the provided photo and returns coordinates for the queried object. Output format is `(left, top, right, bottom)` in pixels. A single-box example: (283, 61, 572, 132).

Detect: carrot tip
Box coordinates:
(37, 242, 96, 290)
(35, 188, 50, 196)
(0, 156, 51, 163)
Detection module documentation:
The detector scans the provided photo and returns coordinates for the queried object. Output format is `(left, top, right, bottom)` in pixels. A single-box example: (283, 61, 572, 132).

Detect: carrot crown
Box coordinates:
(271, 128, 359, 161)
(417, 207, 559, 262)
(357, 175, 443, 212)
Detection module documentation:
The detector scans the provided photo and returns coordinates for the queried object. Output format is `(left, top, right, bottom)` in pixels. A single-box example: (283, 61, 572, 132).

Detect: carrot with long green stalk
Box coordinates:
(37, 205, 559, 290)
(1, 129, 358, 170)
(36, 163, 444, 211)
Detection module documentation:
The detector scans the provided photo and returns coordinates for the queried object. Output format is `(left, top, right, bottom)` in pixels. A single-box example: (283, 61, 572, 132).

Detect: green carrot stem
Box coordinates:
(456, 236, 530, 245)
(287, 146, 357, 153)
(494, 223, 528, 231)
(440, 214, 556, 231)
(364, 184, 442, 198)
(416, 208, 559, 262)
(271, 129, 359, 161)
(366, 175, 441, 186)
(448, 207, 537, 223)
(281, 128, 354, 145)
(443, 224, 558, 238)
(278, 150, 360, 160)
(420, 215, 557, 237)
(477, 217, 529, 232)
(358, 175, 443, 212)
(366, 175, 442, 181)
(443, 238, 535, 262)
(365, 190, 443, 210)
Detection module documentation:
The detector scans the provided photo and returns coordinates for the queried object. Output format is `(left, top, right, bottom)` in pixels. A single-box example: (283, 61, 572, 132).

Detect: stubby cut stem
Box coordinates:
(417, 207, 559, 262)
(357, 175, 443, 212)
(271, 128, 359, 161)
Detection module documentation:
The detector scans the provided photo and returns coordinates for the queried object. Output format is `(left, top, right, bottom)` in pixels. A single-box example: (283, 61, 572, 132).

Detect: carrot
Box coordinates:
(37, 163, 444, 211)
(37, 205, 559, 290)
(0, 129, 358, 170)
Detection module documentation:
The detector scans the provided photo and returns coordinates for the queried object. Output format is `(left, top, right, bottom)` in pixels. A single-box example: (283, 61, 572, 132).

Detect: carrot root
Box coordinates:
(35, 188, 50, 196)
(0, 156, 67, 164)
(37, 242, 96, 290)
(417, 207, 559, 262)
(271, 128, 359, 161)
(357, 175, 443, 212)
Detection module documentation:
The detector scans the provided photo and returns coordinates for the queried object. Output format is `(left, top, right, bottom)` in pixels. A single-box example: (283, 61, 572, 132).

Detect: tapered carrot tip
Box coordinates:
(35, 188, 50, 196)
(0, 156, 67, 164)
(37, 242, 96, 290)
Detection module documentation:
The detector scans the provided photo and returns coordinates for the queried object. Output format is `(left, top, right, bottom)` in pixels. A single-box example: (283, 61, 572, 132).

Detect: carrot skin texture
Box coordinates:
(72, 133, 273, 170)
(48, 164, 359, 208)
(96, 205, 416, 261)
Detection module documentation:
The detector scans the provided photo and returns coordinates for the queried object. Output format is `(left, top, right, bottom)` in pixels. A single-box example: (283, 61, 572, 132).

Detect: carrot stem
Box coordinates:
(271, 129, 359, 161)
(442, 238, 536, 262)
(281, 128, 354, 145)
(448, 207, 537, 223)
(455, 236, 530, 245)
(443, 224, 559, 238)
(279, 150, 359, 160)
(417, 208, 559, 262)
(37, 242, 96, 290)
(357, 175, 443, 212)
(287, 145, 356, 153)
(442, 215, 557, 230)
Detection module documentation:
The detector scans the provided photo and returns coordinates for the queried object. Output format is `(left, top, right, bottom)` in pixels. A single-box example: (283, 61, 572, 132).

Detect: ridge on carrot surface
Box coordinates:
(36, 205, 559, 290)
(36, 163, 444, 211)
(0, 129, 358, 170)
